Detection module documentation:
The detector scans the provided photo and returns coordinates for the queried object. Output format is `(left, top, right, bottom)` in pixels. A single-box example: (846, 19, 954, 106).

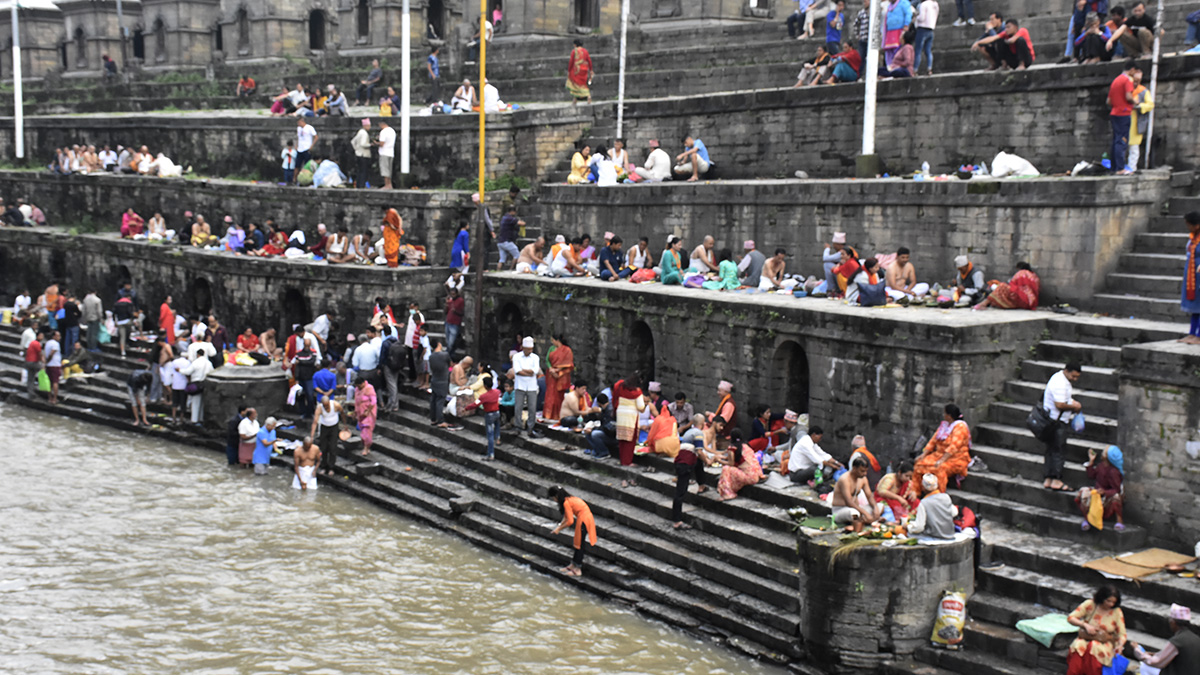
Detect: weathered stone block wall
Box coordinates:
(0, 171, 481, 263)
(0, 109, 590, 187)
(481, 274, 1044, 458)
(1118, 342, 1200, 549)
(539, 175, 1170, 306)
(0, 11, 64, 79)
(59, 0, 139, 74)
(797, 532, 974, 670)
(141, 0, 222, 67)
(0, 228, 448, 338)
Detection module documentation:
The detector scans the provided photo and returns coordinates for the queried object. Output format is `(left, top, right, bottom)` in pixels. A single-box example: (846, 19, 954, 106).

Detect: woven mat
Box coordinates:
(1119, 548, 1197, 569)
(1083, 557, 1162, 580)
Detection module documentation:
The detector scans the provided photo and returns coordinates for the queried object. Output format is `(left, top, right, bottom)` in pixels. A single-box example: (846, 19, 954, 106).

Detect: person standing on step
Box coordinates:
(353, 372, 378, 455)
(548, 486, 597, 577)
(296, 117, 318, 172)
(312, 395, 343, 476)
(253, 417, 278, 475)
(612, 373, 646, 466)
(23, 328, 43, 397)
(82, 291, 103, 352)
(428, 338, 453, 429)
(671, 438, 709, 529)
(475, 375, 502, 460)
(565, 39, 593, 105)
(1179, 212, 1200, 344)
(425, 46, 442, 104)
(127, 369, 153, 427)
(42, 329, 62, 406)
(351, 119, 373, 189)
(1134, 604, 1200, 674)
(511, 337, 542, 436)
(444, 288, 465, 356)
(1041, 361, 1083, 492)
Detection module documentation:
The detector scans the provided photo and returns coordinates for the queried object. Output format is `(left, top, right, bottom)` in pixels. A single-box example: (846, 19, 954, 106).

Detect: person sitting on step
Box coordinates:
(1076, 445, 1125, 532)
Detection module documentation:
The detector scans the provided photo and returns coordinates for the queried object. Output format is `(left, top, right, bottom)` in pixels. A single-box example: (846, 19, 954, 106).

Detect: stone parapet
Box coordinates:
(539, 174, 1171, 306)
(1118, 340, 1200, 548)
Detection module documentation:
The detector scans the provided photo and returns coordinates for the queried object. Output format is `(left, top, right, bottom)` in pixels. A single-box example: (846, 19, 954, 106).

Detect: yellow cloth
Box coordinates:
(1087, 489, 1104, 531)
(567, 152, 589, 184)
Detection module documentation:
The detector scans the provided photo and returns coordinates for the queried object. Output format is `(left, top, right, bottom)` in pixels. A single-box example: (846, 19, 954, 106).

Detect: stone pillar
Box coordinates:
(1118, 341, 1200, 548)
(203, 365, 289, 428)
(797, 528, 975, 672)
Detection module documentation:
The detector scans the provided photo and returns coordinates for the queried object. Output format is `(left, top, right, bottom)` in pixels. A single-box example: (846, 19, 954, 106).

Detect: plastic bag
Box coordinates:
(98, 324, 112, 344)
(990, 151, 1040, 178)
(37, 369, 50, 392)
(1072, 414, 1086, 433)
(930, 591, 967, 649)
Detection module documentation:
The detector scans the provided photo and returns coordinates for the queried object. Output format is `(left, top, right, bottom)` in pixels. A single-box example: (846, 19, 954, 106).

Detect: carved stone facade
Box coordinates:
(140, 0, 221, 68)
(0, 0, 64, 79)
(57, 0, 142, 74)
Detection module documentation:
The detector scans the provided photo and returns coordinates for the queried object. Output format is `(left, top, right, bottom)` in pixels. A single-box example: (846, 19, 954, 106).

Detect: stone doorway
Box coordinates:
(574, 0, 599, 29)
(281, 288, 309, 336)
(132, 28, 145, 61)
(427, 0, 445, 40)
(770, 340, 810, 414)
(630, 320, 655, 384)
(191, 277, 213, 316)
(309, 10, 327, 50)
(356, 0, 370, 40)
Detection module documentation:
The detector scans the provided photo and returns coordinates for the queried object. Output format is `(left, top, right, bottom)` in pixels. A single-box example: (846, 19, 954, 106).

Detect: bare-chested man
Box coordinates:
(831, 457, 882, 532)
(689, 236, 719, 273)
(517, 236, 546, 274)
(759, 248, 788, 291)
(884, 246, 931, 302)
(293, 436, 322, 490)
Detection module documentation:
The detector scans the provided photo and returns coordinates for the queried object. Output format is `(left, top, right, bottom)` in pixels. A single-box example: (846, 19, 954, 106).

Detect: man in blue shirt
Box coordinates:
(826, 0, 846, 51)
(425, 46, 442, 104)
(673, 135, 711, 182)
(599, 236, 631, 281)
(313, 361, 337, 401)
(253, 417, 278, 475)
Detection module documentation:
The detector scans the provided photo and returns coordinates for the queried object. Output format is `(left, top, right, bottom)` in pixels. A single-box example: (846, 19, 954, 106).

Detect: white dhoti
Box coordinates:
(758, 277, 777, 291)
(292, 465, 319, 490)
(886, 282, 930, 301)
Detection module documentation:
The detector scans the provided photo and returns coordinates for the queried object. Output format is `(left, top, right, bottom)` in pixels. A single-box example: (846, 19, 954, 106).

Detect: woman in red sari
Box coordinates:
(543, 335, 574, 422)
(613, 373, 645, 466)
(565, 39, 593, 104)
(975, 262, 1040, 311)
(253, 227, 288, 257)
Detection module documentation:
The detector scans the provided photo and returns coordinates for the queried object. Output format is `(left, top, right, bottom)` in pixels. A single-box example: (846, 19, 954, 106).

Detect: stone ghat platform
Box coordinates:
(0, 170, 479, 265)
(539, 173, 1174, 309)
(0, 227, 450, 338)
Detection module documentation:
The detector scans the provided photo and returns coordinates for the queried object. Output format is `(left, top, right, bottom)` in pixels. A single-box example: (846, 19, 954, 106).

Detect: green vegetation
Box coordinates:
(153, 71, 207, 84)
(450, 174, 531, 192)
(67, 213, 104, 235)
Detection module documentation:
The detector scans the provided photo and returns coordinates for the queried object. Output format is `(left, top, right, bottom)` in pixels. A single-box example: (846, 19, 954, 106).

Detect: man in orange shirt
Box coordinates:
(1108, 59, 1137, 175)
(236, 74, 256, 97)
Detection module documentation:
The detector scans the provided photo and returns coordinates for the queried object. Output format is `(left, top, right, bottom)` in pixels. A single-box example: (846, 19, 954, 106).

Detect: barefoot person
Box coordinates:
(1181, 212, 1200, 344)
(832, 457, 882, 532)
(127, 369, 152, 426)
(292, 436, 321, 490)
(548, 485, 597, 577)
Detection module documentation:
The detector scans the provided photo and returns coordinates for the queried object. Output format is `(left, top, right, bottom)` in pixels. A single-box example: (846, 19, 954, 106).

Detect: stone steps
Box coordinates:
(989, 401, 1116, 446)
(1034, 339, 1122, 371)
(1003, 379, 1117, 417)
(1104, 272, 1182, 299)
(1019, 360, 1116, 391)
(1044, 315, 1186, 345)
(968, 443, 1089, 487)
(915, 643, 1057, 675)
(1168, 196, 1200, 215)
(1133, 231, 1190, 255)
(1090, 293, 1182, 322)
(1118, 252, 1187, 276)
(951, 489, 1145, 549)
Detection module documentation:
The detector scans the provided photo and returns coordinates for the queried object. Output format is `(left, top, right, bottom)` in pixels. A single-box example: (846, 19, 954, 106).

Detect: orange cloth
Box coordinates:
(382, 208, 404, 268)
(543, 345, 574, 420)
(563, 495, 597, 548)
(910, 420, 971, 494)
(645, 406, 680, 457)
(159, 302, 175, 344)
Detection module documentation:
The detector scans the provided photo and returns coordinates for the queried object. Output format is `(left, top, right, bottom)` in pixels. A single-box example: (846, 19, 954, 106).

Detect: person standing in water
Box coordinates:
(293, 436, 321, 490)
(548, 485, 597, 577)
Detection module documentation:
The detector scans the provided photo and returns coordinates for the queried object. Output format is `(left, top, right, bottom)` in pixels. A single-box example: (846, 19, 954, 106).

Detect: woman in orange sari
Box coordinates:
(549, 485, 597, 576)
(709, 379, 737, 437)
(159, 295, 176, 345)
(974, 262, 1041, 311)
(911, 403, 971, 495)
(382, 208, 404, 268)
(643, 405, 681, 458)
(565, 39, 593, 104)
(543, 335, 574, 422)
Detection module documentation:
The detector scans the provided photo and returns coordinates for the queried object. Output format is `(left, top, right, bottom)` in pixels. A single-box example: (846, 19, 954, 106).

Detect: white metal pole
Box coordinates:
(861, 0, 881, 156)
(401, 0, 411, 176)
(615, 0, 629, 137)
(12, 0, 23, 159)
(116, 0, 125, 65)
(1142, 0, 1164, 170)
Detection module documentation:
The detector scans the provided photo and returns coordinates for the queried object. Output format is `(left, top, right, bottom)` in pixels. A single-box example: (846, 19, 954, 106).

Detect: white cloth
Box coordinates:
(916, 0, 939, 28)
(170, 357, 189, 389)
(293, 464, 319, 490)
(351, 128, 372, 158)
(378, 126, 397, 157)
(311, 315, 330, 341)
(181, 356, 214, 382)
(43, 339, 61, 366)
(595, 158, 618, 187)
(638, 148, 672, 182)
(788, 434, 831, 474)
(511, 351, 541, 391)
(14, 294, 31, 314)
(1043, 370, 1075, 423)
(187, 341, 217, 362)
(483, 84, 504, 113)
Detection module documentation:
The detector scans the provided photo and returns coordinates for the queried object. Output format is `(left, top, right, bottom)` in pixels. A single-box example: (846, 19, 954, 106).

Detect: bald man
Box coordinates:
(689, 236, 718, 273)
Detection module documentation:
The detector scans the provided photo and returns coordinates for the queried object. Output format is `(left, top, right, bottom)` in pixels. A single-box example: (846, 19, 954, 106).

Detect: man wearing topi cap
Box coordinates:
(738, 240, 767, 289)
(823, 233, 847, 292)
(511, 337, 542, 435)
(352, 118, 373, 189)
(635, 139, 672, 182)
(1134, 603, 1200, 674)
(951, 254, 986, 307)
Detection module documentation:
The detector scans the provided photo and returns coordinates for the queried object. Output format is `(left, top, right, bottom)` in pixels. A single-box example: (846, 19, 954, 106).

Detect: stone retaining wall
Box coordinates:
(0, 228, 448, 338)
(540, 174, 1171, 306)
(0, 171, 475, 264)
(482, 273, 1045, 460)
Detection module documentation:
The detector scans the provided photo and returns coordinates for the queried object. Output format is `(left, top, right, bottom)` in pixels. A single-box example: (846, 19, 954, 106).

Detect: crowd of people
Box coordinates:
(48, 144, 189, 179)
(498, 226, 1041, 311)
(565, 136, 710, 184)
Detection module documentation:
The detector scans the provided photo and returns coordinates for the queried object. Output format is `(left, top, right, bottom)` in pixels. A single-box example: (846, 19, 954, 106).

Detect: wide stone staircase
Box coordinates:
(1097, 194, 1200, 322)
(0, 312, 1194, 674)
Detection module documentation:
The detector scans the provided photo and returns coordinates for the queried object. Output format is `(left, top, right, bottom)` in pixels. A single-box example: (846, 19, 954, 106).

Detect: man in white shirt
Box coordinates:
(376, 120, 396, 190)
(287, 84, 308, 108)
(511, 336, 542, 434)
(482, 78, 503, 114)
(351, 118, 373, 188)
(787, 425, 843, 484)
(635, 139, 672, 182)
(43, 330, 62, 405)
(296, 117, 318, 171)
(99, 145, 118, 171)
(13, 290, 31, 316)
(1041, 361, 1082, 492)
(352, 326, 382, 392)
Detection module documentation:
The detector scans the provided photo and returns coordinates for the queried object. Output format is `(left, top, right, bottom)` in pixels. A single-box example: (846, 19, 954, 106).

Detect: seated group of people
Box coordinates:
(50, 144, 186, 178)
(566, 135, 712, 185)
(269, 82, 350, 118)
(0, 197, 47, 227)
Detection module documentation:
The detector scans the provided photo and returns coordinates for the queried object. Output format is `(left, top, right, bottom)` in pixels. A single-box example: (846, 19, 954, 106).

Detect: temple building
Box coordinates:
(0, 0, 63, 79)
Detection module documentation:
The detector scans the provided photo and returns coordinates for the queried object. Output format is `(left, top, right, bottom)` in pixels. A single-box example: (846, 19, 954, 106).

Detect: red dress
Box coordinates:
(543, 345, 574, 421)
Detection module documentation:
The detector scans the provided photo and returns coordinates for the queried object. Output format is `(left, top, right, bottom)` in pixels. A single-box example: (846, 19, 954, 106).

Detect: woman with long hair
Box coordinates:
(613, 371, 646, 466)
(717, 429, 764, 501)
(548, 485, 597, 576)
(1066, 585, 1126, 675)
